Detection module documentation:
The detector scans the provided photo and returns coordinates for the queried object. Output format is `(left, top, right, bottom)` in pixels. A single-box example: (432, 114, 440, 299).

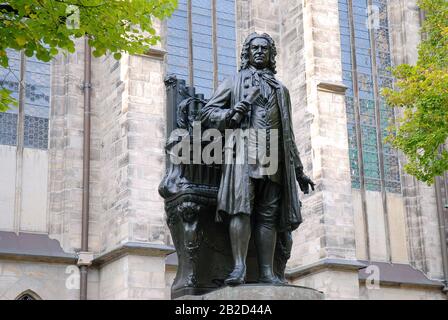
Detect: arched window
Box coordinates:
(16, 290, 41, 300)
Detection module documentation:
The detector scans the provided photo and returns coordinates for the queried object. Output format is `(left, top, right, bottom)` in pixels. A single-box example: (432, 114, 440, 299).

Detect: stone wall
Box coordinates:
(0, 259, 99, 300)
(48, 38, 86, 252)
(236, 0, 281, 66)
(91, 48, 131, 253)
(122, 52, 167, 246)
(47, 21, 171, 299)
(292, 269, 360, 299)
(359, 283, 446, 300)
(98, 255, 166, 300)
(283, 0, 357, 272)
(91, 25, 167, 255)
(48, 37, 127, 253)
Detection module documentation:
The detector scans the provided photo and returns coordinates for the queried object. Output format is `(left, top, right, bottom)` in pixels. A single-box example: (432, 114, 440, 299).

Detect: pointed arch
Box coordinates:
(16, 290, 42, 300)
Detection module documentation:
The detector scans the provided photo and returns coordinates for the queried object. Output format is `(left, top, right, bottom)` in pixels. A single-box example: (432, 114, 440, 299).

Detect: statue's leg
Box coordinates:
(254, 179, 283, 284)
(255, 224, 278, 282)
(274, 231, 292, 283)
(224, 214, 251, 285)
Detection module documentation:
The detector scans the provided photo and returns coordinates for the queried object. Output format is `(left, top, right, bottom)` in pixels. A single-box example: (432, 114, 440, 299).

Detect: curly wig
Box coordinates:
(239, 32, 277, 74)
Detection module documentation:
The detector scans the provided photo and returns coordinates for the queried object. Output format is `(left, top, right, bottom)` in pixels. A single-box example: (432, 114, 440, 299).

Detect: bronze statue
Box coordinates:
(160, 32, 314, 298)
(201, 32, 315, 285)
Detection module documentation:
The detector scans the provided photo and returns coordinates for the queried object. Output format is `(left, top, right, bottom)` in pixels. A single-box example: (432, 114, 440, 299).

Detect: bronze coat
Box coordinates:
(201, 69, 304, 232)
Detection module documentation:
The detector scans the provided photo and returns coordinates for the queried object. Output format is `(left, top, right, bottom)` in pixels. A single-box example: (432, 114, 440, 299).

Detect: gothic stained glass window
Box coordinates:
(373, 0, 401, 193)
(216, 0, 237, 82)
(24, 55, 51, 149)
(166, 0, 237, 98)
(338, 0, 401, 193)
(166, 1, 189, 80)
(0, 49, 20, 146)
(191, 0, 214, 96)
(0, 50, 51, 150)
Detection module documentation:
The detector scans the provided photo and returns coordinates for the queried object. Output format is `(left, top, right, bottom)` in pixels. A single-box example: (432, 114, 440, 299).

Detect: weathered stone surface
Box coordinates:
(179, 284, 324, 300)
(0, 259, 99, 300)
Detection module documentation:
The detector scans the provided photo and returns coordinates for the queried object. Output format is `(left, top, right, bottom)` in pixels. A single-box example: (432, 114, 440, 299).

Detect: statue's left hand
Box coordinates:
(296, 172, 315, 194)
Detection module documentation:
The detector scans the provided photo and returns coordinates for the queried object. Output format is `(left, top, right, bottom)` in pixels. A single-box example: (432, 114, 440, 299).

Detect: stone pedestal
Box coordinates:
(177, 284, 324, 300)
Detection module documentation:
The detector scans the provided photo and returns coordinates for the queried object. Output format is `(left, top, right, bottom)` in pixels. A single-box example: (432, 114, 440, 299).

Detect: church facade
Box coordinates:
(0, 0, 447, 300)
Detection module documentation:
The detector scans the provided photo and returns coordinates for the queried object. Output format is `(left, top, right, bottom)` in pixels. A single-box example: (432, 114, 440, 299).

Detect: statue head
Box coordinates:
(240, 32, 277, 73)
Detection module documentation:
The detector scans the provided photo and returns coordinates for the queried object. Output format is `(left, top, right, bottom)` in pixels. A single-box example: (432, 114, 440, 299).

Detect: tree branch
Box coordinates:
(52, 0, 107, 9)
(0, 4, 18, 15)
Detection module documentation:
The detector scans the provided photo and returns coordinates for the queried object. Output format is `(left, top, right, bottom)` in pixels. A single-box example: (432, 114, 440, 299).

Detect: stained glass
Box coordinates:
(24, 115, 49, 149)
(0, 50, 20, 146)
(0, 50, 50, 149)
(338, 0, 401, 193)
(217, 0, 237, 82)
(166, 0, 189, 82)
(24, 55, 51, 149)
(0, 113, 18, 146)
(166, 0, 237, 99)
(373, 0, 401, 193)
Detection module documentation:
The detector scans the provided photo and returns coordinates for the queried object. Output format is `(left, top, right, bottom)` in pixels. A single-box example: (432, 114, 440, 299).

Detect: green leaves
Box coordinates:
(0, 0, 178, 111)
(0, 88, 18, 112)
(382, 0, 448, 184)
(15, 35, 27, 46)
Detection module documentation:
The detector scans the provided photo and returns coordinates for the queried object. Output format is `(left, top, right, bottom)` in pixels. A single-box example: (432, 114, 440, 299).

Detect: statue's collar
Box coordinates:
(246, 65, 280, 89)
(248, 65, 273, 76)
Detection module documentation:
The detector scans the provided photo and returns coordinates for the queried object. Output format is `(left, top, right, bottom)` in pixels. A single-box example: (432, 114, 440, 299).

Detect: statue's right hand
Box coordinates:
(233, 102, 250, 115)
(228, 102, 251, 128)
